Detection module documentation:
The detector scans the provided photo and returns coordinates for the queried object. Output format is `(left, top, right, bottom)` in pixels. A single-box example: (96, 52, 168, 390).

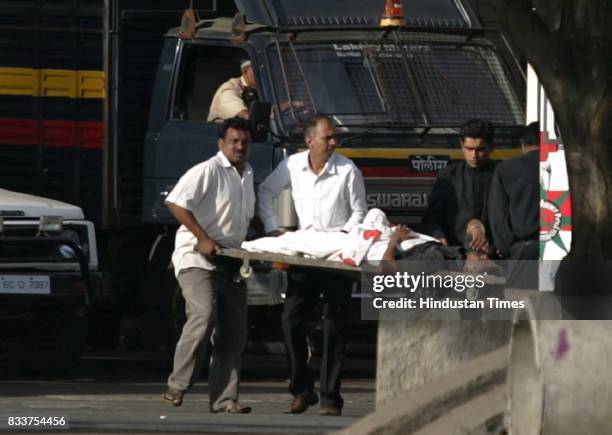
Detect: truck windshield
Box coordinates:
(267, 33, 524, 134)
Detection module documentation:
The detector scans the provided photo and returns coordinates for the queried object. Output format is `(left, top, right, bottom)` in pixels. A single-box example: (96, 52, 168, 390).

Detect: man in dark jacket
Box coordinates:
(487, 122, 540, 289)
(488, 122, 540, 260)
(421, 119, 497, 255)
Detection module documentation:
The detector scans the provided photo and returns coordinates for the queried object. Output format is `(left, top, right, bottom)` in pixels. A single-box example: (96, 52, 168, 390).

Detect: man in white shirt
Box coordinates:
(207, 59, 257, 122)
(257, 115, 367, 416)
(162, 117, 255, 414)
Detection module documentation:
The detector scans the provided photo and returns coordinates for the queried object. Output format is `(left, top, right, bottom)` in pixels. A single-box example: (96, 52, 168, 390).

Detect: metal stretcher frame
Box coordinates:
(218, 248, 378, 278)
(218, 249, 507, 287)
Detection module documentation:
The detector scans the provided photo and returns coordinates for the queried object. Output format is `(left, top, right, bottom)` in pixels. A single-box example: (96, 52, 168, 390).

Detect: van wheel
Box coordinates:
(6, 309, 88, 375)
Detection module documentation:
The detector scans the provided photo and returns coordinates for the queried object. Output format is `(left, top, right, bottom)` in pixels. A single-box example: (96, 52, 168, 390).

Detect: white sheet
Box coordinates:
(241, 209, 440, 266)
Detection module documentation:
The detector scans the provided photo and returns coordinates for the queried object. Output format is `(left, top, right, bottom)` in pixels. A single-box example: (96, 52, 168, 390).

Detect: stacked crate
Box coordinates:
(0, 0, 105, 221)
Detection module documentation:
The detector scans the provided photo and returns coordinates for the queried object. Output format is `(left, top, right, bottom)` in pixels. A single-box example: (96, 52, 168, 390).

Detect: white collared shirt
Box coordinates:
(257, 151, 367, 233)
(166, 151, 255, 274)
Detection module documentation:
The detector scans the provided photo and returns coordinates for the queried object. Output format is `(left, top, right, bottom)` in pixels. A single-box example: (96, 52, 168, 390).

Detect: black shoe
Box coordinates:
(319, 405, 341, 416)
(284, 392, 319, 414)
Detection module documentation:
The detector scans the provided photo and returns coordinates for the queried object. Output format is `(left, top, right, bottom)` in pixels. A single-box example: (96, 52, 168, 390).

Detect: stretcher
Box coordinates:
(217, 248, 376, 279)
(217, 249, 506, 290)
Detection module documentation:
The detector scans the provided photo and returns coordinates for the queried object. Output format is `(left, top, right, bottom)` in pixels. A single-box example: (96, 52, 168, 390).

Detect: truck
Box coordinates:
(0, 0, 527, 355)
(0, 189, 99, 373)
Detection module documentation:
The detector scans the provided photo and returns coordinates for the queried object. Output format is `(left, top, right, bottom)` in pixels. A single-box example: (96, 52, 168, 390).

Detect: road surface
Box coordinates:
(0, 351, 375, 433)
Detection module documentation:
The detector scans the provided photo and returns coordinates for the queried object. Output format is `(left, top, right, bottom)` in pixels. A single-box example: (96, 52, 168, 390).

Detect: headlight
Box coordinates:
(56, 230, 82, 259)
(58, 244, 76, 259)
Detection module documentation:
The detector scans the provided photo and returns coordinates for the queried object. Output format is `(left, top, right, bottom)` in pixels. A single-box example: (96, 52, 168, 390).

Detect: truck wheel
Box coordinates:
(143, 231, 184, 354)
(6, 308, 89, 375)
(89, 304, 121, 350)
(102, 231, 155, 350)
(166, 282, 187, 357)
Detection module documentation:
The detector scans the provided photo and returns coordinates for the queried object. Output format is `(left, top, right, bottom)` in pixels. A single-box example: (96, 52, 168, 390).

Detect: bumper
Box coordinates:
(0, 236, 93, 319)
(0, 273, 88, 320)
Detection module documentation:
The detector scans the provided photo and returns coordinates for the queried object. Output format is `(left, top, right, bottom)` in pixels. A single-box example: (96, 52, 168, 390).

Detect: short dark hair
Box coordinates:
(218, 116, 252, 139)
(303, 115, 334, 141)
(520, 121, 540, 147)
(460, 119, 494, 145)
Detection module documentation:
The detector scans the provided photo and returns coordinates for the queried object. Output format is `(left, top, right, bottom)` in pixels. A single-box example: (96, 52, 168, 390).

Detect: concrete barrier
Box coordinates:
(335, 347, 507, 435)
(507, 316, 612, 434)
(377, 320, 510, 405)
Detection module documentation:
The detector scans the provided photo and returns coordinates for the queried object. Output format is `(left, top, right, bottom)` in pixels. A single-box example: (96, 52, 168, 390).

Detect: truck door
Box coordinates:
(142, 41, 255, 223)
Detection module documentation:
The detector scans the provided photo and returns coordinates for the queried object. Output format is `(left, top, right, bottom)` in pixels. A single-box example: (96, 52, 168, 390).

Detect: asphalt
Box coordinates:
(0, 352, 375, 433)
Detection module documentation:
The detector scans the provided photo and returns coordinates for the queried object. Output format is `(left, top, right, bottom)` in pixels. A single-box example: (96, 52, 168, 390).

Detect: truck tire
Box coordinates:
(6, 308, 89, 375)
(143, 231, 185, 354)
(102, 231, 156, 350)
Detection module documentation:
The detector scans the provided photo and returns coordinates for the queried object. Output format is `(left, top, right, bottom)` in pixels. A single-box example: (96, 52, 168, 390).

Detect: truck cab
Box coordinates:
(0, 189, 100, 373)
(143, 0, 525, 227)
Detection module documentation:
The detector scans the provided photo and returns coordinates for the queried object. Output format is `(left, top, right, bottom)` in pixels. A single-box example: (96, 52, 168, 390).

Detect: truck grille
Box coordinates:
(0, 223, 89, 264)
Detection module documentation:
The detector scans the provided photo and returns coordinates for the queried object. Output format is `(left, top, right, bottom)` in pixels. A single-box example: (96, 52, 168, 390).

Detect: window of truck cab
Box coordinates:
(266, 33, 525, 138)
(171, 43, 252, 122)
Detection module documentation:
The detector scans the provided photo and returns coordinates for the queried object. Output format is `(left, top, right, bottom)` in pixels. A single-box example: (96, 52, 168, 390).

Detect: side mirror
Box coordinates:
(249, 101, 272, 142)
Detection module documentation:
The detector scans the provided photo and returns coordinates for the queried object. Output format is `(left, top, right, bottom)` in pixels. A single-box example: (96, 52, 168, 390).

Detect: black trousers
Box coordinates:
(281, 270, 353, 409)
(506, 240, 539, 289)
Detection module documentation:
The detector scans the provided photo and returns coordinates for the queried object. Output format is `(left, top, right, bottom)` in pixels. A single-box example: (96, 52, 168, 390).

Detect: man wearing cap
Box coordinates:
(207, 59, 258, 122)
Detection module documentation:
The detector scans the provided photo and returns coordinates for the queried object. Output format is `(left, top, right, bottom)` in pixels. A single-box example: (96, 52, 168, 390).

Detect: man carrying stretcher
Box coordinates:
(257, 115, 367, 416)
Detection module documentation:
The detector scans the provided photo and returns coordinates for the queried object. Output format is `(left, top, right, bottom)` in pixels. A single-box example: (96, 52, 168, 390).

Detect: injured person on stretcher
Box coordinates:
(241, 209, 498, 274)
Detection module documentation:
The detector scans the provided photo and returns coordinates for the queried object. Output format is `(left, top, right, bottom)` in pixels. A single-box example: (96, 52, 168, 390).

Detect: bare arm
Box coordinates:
(166, 202, 221, 257)
(382, 239, 399, 262)
(382, 225, 415, 263)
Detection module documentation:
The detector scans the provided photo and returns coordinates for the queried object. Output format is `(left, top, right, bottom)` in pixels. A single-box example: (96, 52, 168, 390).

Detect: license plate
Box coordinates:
(0, 275, 51, 295)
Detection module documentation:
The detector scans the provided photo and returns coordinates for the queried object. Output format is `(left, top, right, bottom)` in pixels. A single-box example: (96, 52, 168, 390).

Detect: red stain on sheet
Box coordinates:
(342, 258, 357, 267)
(363, 230, 382, 240)
(553, 329, 570, 360)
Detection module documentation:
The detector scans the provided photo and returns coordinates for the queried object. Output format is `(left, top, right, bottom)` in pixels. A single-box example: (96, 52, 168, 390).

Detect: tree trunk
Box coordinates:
(481, 0, 612, 307)
(485, 0, 612, 264)
(555, 103, 612, 260)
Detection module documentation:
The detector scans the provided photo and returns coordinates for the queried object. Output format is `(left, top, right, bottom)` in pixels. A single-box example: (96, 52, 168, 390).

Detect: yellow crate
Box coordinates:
(78, 71, 106, 98)
(0, 67, 40, 96)
(41, 69, 77, 98)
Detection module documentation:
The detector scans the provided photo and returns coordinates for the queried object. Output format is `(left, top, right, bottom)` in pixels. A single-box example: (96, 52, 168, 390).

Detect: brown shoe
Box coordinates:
(162, 388, 185, 407)
(319, 405, 341, 416)
(284, 392, 319, 414)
